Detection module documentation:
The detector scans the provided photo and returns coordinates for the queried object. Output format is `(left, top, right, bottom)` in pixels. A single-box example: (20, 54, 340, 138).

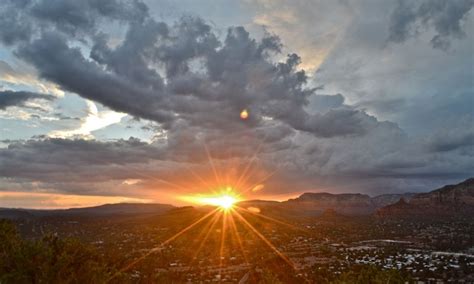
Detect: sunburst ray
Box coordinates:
(189, 210, 222, 265)
(231, 208, 296, 269)
(235, 205, 307, 233)
(107, 208, 219, 282)
(227, 211, 249, 264)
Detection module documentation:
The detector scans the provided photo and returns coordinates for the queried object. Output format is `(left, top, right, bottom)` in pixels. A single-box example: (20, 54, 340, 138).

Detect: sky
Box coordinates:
(0, 0, 473, 208)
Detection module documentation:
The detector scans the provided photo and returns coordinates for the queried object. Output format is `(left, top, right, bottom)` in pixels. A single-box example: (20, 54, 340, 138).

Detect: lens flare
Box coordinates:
(240, 109, 249, 120)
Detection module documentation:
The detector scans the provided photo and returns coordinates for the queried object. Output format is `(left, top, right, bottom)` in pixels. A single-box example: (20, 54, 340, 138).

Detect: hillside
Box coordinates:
(284, 193, 375, 215)
(0, 203, 175, 219)
(378, 178, 474, 217)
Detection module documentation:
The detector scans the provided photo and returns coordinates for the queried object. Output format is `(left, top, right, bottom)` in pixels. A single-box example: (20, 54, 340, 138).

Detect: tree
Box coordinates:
(0, 219, 121, 283)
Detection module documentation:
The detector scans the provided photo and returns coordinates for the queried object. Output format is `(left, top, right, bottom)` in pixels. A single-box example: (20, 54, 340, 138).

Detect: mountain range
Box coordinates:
(1, 178, 472, 219)
(0, 203, 174, 219)
(377, 178, 474, 217)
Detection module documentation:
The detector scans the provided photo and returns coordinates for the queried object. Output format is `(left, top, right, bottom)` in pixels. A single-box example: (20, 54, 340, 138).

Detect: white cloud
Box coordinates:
(249, 0, 353, 72)
(49, 100, 126, 139)
(0, 60, 65, 97)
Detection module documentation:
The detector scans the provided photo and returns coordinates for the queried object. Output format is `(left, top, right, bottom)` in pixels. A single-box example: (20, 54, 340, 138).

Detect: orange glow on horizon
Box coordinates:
(180, 188, 241, 210)
(203, 195, 238, 209)
(0, 191, 153, 209)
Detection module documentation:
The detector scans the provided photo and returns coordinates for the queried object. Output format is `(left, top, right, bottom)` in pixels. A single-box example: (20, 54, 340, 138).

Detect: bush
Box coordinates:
(0, 219, 117, 283)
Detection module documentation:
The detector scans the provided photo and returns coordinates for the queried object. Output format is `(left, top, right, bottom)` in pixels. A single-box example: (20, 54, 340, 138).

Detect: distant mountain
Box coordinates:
(284, 193, 375, 215)
(237, 199, 281, 208)
(282, 180, 473, 216)
(371, 193, 417, 208)
(378, 178, 474, 217)
(58, 203, 175, 216)
(0, 203, 175, 219)
(410, 178, 474, 207)
(277, 192, 417, 216)
(376, 198, 412, 217)
(0, 209, 34, 220)
(2, 179, 471, 220)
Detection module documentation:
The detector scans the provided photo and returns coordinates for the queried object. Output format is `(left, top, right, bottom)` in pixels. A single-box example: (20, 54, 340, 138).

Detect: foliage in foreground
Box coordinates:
(0, 219, 119, 284)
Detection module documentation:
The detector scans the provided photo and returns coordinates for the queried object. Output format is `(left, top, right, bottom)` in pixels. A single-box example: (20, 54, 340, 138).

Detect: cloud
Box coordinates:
(309, 1, 473, 134)
(0, 0, 472, 201)
(0, 118, 471, 199)
(426, 120, 474, 152)
(49, 100, 126, 138)
(388, 0, 474, 50)
(0, 1, 33, 46)
(4, 4, 375, 139)
(0, 0, 148, 45)
(16, 31, 173, 123)
(0, 90, 54, 110)
(306, 94, 345, 113)
(249, 0, 352, 71)
(0, 60, 65, 97)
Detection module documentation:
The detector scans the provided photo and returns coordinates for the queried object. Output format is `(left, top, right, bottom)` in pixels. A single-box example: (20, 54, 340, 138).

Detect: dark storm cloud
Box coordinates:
(306, 94, 345, 113)
(30, 0, 148, 35)
(0, 90, 54, 110)
(389, 0, 474, 50)
(0, 135, 287, 196)
(427, 126, 474, 152)
(0, 138, 165, 183)
(0, 0, 148, 45)
(90, 19, 168, 89)
(0, 4, 32, 45)
(0, 125, 471, 196)
(1, 0, 375, 138)
(355, 98, 406, 115)
(16, 31, 174, 123)
(0, 0, 472, 198)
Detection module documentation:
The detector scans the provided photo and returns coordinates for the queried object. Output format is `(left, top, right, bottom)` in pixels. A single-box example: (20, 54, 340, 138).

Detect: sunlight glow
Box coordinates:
(181, 191, 241, 210)
(200, 195, 238, 209)
(108, 137, 298, 282)
(105, 112, 297, 283)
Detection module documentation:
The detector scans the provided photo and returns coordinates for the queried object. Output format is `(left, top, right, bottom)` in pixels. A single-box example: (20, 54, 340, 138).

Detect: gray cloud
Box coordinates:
(388, 0, 474, 50)
(16, 31, 173, 123)
(427, 122, 474, 152)
(355, 98, 406, 115)
(4, 2, 375, 139)
(306, 94, 345, 113)
(0, 0, 472, 199)
(0, 138, 164, 183)
(0, 115, 471, 197)
(0, 90, 54, 110)
(0, 0, 148, 45)
(30, 0, 148, 36)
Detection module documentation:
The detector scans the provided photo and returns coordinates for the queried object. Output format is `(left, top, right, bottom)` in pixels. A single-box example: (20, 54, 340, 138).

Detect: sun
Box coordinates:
(181, 191, 240, 210)
(214, 195, 237, 209)
(201, 195, 238, 210)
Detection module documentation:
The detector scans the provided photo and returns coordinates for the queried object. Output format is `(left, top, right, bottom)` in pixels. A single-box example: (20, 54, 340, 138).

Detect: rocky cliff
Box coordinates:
(377, 178, 474, 217)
